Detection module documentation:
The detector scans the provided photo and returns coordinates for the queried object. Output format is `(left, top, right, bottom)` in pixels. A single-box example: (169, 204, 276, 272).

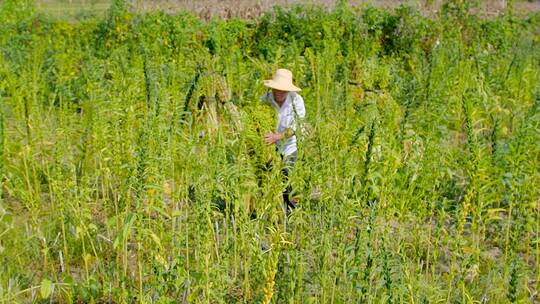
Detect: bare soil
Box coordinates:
(130, 0, 540, 19)
(37, 0, 540, 20)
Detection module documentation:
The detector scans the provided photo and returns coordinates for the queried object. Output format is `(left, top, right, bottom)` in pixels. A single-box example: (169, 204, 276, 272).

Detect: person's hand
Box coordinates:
(264, 132, 283, 145)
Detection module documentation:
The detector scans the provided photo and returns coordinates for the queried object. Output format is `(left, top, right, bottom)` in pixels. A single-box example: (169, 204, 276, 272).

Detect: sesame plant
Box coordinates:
(0, 0, 539, 302)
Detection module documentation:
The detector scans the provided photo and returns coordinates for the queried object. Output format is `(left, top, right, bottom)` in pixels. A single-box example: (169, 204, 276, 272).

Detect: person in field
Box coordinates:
(260, 68, 306, 214)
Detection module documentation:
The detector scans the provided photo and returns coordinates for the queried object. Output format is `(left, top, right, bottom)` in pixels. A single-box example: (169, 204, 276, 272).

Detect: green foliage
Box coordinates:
(0, 1, 539, 303)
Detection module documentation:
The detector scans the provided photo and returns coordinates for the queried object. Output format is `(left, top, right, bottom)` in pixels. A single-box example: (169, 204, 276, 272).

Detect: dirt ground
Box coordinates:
(36, 0, 540, 19)
(131, 0, 540, 19)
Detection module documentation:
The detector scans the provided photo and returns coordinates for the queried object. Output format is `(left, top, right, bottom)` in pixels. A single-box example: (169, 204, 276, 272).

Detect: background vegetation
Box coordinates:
(0, 0, 539, 302)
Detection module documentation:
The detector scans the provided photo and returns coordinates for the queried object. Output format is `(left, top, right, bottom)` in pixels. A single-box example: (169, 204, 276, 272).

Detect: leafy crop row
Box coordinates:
(0, 0, 539, 302)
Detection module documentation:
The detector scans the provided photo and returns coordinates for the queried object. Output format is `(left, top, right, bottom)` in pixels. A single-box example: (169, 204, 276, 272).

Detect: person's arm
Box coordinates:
(287, 94, 306, 136)
(264, 132, 283, 144)
(283, 127, 295, 139)
(264, 128, 294, 143)
(264, 94, 305, 145)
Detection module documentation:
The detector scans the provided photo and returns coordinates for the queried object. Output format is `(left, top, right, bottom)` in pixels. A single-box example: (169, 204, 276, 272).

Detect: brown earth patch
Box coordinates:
(37, 0, 540, 20)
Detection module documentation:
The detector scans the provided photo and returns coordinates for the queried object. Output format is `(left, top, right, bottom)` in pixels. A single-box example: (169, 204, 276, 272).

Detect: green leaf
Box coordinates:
(40, 278, 52, 299)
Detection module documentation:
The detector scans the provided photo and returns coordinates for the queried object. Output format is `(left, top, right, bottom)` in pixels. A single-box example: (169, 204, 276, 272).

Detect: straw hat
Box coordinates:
(263, 68, 301, 92)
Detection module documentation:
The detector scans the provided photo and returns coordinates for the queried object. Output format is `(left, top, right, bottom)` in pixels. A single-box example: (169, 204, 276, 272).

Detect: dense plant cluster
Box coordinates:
(0, 0, 539, 302)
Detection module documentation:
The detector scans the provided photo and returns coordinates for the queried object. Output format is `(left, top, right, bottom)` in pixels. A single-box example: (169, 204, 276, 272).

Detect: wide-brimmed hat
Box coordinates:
(263, 68, 301, 92)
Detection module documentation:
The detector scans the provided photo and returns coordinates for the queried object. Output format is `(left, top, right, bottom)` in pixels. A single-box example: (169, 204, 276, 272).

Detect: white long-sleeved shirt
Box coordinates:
(260, 92, 306, 156)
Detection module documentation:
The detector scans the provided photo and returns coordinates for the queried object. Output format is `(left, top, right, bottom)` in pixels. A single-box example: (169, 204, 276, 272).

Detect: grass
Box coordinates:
(36, 0, 110, 19)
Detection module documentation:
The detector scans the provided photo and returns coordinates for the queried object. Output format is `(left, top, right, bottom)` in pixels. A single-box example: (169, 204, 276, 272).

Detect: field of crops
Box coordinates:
(1, 0, 539, 302)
